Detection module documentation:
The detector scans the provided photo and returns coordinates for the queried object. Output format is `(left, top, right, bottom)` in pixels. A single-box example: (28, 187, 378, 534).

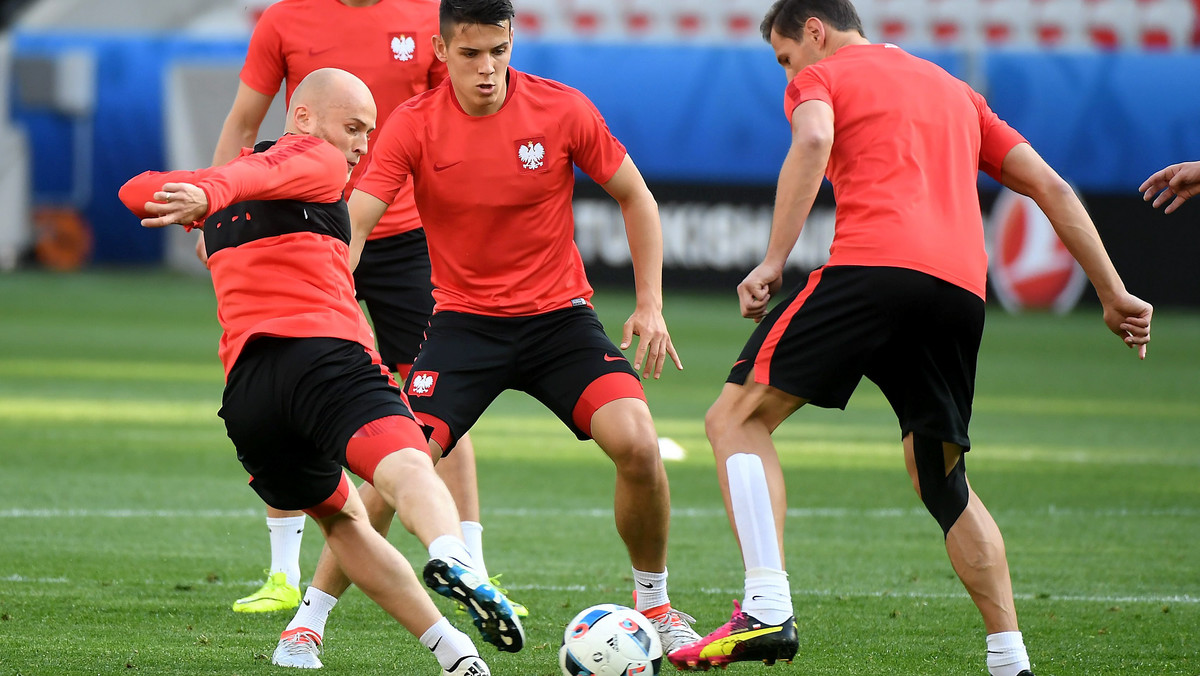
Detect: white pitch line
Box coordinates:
(1, 575, 1194, 606)
(2, 506, 1199, 519)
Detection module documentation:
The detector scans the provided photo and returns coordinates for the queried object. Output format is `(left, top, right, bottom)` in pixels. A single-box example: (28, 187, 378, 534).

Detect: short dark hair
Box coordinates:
(440, 0, 514, 39)
(760, 0, 865, 42)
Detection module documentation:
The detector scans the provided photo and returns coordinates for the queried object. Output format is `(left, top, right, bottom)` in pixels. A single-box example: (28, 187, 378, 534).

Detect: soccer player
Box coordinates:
(668, 1, 1153, 673)
(207, 0, 523, 621)
(283, 0, 702, 656)
(118, 68, 522, 675)
(1141, 160, 1200, 213)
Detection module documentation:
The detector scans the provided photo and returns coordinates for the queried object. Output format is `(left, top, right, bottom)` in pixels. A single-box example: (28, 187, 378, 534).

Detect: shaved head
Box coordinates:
(286, 68, 377, 179)
(287, 67, 376, 133)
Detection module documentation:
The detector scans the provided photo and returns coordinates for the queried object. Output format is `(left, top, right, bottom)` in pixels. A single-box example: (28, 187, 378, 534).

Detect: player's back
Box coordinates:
(793, 44, 1013, 298)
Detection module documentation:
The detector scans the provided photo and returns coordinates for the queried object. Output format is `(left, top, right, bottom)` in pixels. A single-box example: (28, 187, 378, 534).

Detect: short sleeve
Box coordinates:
(568, 93, 627, 184)
(971, 89, 1027, 182)
(783, 66, 833, 122)
(240, 9, 286, 97)
(356, 108, 417, 205)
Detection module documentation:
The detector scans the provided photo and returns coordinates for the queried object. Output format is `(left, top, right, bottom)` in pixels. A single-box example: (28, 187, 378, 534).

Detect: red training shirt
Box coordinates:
(357, 68, 629, 317)
(784, 43, 1027, 299)
(242, 0, 446, 239)
(119, 134, 376, 377)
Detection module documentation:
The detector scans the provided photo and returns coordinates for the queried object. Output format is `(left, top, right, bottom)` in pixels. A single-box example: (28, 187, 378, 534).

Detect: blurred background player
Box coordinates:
(207, 0, 524, 619)
(669, 0, 1153, 673)
(1141, 160, 1200, 213)
(118, 67, 520, 675)
(274, 0, 703, 656)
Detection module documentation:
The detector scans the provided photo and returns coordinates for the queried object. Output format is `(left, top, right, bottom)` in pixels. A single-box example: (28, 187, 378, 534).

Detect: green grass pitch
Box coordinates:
(0, 270, 1197, 675)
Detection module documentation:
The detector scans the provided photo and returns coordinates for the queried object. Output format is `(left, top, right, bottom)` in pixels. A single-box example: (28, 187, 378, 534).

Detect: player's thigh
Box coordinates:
(402, 311, 514, 454)
(355, 231, 435, 370)
(219, 338, 353, 511)
(726, 266, 894, 411)
(865, 271, 984, 449)
(518, 306, 646, 441)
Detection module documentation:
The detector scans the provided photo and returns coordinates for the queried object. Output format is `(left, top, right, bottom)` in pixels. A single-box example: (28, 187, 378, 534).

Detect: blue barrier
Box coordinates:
(9, 32, 1200, 263)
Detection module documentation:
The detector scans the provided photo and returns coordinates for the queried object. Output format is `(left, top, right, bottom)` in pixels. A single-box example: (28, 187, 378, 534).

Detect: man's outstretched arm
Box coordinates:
(1000, 143, 1153, 358)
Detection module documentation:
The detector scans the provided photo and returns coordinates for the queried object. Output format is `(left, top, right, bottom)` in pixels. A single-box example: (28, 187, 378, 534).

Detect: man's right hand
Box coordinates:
(737, 262, 783, 323)
(1101, 291, 1152, 360)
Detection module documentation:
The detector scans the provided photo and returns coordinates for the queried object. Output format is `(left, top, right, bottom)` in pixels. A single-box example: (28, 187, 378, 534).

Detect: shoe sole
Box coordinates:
(423, 559, 525, 653)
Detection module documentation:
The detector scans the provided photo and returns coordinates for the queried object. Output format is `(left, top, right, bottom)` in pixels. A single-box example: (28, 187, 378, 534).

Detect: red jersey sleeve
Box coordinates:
(971, 89, 1027, 182)
(119, 137, 346, 223)
(568, 93, 627, 184)
(355, 109, 417, 205)
(783, 66, 834, 122)
(195, 135, 348, 215)
(239, 6, 285, 97)
(118, 168, 217, 219)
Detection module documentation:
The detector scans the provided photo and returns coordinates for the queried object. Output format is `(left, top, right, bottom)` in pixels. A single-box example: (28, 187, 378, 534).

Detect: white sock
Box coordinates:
(428, 535, 477, 570)
(285, 587, 338, 638)
(460, 521, 489, 579)
(726, 453, 783, 571)
(420, 617, 479, 671)
(986, 631, 1031, 676)
(632, 568, 669, 612)
(741, 567, 793, 625)
(266, 516, 305, 587)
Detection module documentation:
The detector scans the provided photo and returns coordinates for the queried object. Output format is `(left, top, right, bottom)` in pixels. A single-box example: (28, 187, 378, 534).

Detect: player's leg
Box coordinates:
(523, 306, 698, 652)
(358, 233, 525, 614)
(221, 338, 493, 673)
(903, 436, 1030, 676)
(671, 268, 878, 670)
(882, 271, 1032, 676)
(231, 505, 304, 613)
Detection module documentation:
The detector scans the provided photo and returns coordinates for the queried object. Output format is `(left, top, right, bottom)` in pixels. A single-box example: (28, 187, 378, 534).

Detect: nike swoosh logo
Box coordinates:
(638, 580, 654, 588)
(303, 599, 311, 606)
(308, 46, 336, 57)
(733, 359, 748, 368)
(430, 637, 442, 652)
(751, 595, 765, 600)
(434, 161, 463, 172)
(603, 354, 625, 362)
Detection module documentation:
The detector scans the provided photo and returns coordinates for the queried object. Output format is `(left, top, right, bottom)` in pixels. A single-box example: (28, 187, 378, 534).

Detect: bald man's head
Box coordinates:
(286, 68, 377, 179)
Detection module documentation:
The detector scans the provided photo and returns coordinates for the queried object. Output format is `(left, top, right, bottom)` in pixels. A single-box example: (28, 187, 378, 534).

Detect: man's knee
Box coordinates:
(911, 433, 969, 536)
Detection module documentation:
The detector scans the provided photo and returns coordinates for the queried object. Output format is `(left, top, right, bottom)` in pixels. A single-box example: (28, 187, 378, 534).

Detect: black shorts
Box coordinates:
(354, 230, 435, 371)
(728, 266, 984, 449)
(404, 306, 644, 453)
(219, 337, 418, 510)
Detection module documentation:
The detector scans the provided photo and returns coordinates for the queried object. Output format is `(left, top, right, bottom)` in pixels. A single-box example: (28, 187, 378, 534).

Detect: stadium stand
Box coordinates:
(502, 0, 1200, 49)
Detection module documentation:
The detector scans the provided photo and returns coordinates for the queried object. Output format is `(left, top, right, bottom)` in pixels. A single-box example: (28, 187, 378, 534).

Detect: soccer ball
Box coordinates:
(559, 604, 662, 676)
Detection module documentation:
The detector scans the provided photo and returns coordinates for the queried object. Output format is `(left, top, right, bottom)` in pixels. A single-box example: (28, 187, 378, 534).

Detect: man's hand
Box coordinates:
(1140, 161, 1200, 214)
(1101, 291, 1153, 360)
(737, 262, 784, 322)
(621, 303, 683, 380)
(140, 182, 208, 228)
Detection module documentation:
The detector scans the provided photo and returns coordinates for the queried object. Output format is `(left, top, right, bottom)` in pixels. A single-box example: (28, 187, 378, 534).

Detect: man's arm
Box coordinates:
(1140, 160, 1200, 214)
(740, 99, 833, 322)
(1000, 143, 1152, 358)
(599, 154, 681, 379)
(348, 189, 389, 271)
(212, 82, 275, 166)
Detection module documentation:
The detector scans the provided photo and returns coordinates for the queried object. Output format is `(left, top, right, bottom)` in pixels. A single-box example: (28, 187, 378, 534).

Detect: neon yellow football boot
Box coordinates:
(231, 571, 301, 613)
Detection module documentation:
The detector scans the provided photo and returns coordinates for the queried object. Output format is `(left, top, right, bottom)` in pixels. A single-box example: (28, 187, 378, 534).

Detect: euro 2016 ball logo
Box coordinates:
(987, 187, 1088, 314)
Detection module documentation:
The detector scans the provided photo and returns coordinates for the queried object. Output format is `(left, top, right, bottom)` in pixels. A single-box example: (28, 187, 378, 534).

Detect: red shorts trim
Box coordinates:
(571, 372, 647, 438)
(420, 414, 454, 456)
(304, 473, 351, 520)
(395, 363, 413, 381)
(755, 267, 825, 385)
(345, 415, 430, 482)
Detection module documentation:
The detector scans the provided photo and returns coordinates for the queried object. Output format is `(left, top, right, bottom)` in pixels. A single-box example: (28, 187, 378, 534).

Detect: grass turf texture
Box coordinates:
(0, 270, 1197, 675)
